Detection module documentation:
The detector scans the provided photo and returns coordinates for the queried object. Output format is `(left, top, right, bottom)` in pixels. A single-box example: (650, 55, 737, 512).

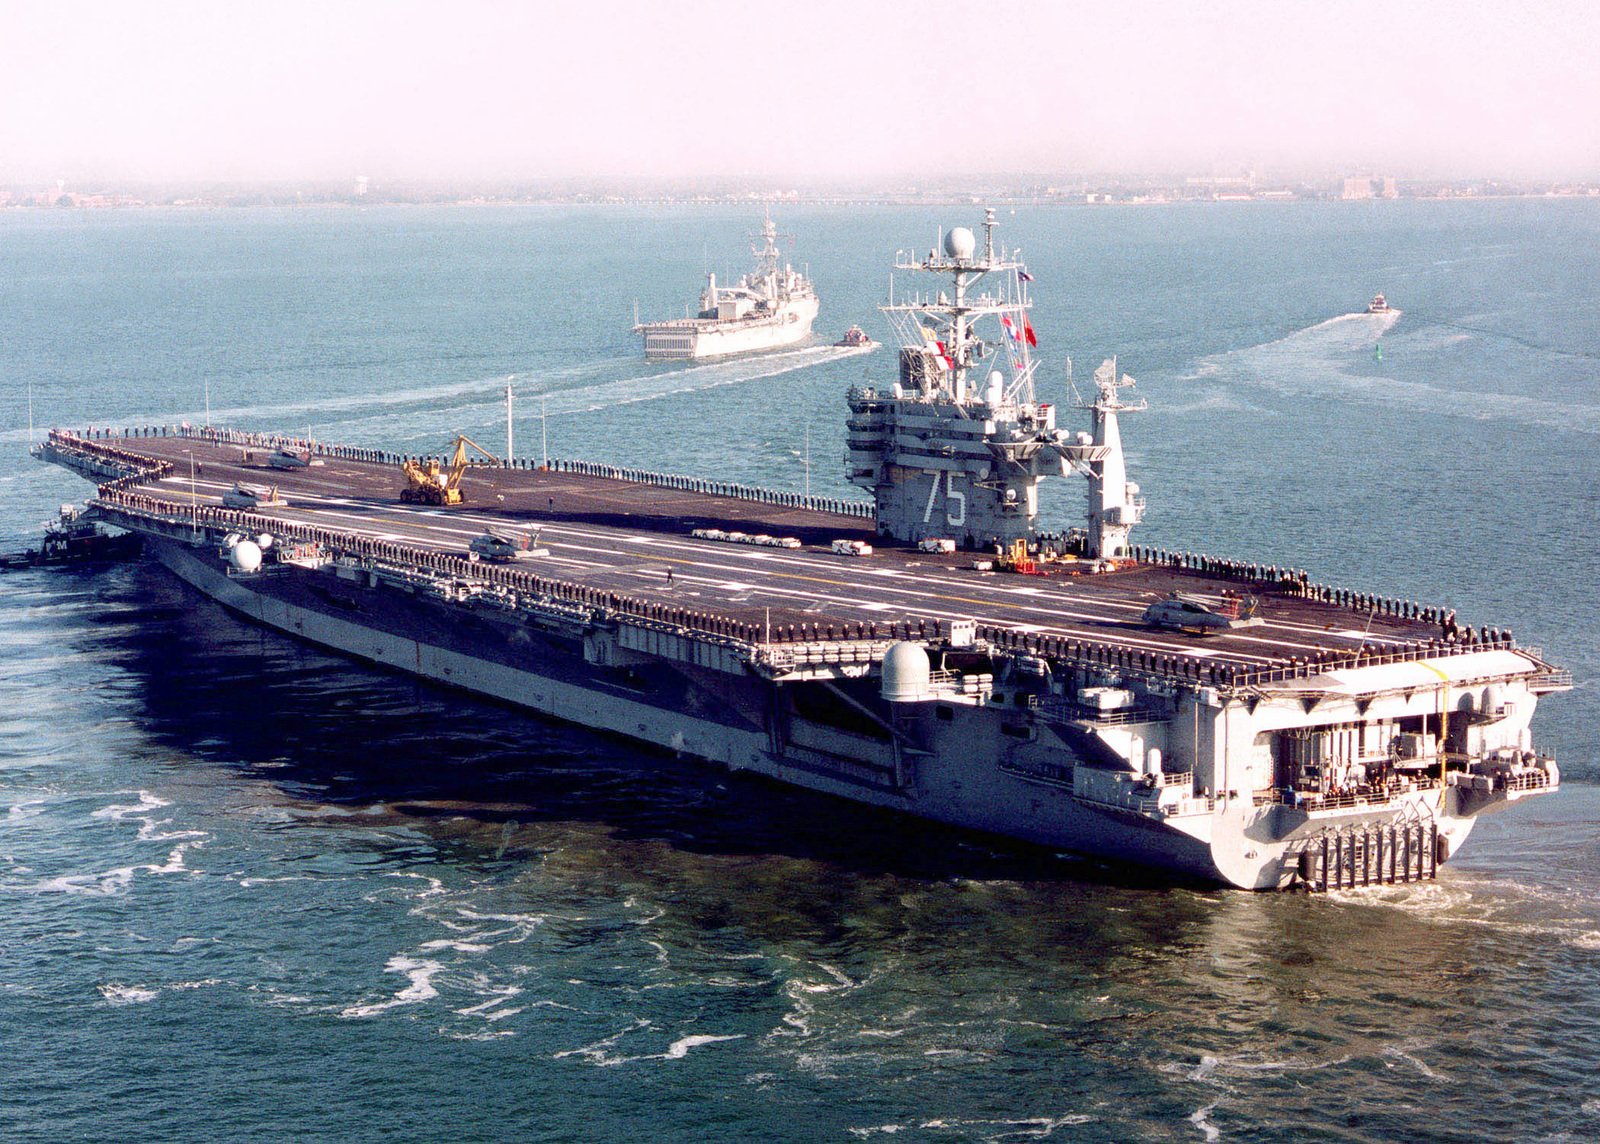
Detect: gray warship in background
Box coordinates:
(633, 212, 819, 360)
(36, 211, 1567, 890)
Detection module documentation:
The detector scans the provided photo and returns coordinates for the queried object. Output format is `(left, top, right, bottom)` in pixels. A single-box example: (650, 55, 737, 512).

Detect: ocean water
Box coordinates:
(2, 200, 1598, 1142)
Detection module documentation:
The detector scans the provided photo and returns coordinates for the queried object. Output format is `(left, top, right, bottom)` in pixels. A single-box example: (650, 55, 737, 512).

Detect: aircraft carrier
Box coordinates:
(35, 211, 1569, 890)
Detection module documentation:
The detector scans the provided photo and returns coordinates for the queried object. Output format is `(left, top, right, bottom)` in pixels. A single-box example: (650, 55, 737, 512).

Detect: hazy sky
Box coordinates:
(3, 0, 1596, 184)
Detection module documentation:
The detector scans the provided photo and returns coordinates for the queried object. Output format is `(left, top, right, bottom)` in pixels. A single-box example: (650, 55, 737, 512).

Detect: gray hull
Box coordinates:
(150, 537, 1226, 883)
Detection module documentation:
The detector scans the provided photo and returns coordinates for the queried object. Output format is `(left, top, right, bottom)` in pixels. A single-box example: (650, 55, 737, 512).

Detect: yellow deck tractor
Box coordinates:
(400, 434, 501, 506)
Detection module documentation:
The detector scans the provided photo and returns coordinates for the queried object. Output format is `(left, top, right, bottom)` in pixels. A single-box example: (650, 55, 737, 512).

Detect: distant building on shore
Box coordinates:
(1343, 175, 1399, 200)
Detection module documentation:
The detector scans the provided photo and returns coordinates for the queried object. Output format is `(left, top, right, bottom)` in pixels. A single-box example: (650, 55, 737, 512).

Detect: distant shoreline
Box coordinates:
(5, 189, 1600, 214)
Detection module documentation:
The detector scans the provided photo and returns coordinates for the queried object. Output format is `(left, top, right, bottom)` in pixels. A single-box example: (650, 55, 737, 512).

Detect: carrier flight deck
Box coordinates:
(78, 430, 1474, 680)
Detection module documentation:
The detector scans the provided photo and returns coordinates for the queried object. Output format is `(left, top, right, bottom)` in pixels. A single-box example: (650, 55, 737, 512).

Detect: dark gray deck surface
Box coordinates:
(109, 435, 1460, 672)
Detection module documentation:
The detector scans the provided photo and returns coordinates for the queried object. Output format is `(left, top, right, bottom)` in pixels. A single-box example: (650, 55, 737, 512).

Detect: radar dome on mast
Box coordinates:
(944, 227, 976, 260)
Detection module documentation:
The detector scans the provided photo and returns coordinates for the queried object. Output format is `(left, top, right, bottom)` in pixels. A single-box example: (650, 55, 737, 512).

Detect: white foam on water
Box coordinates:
(1188, 1102, 1221, 1143)
(553, 1017, 653, 1064)
(134, 818, 206, 843)
(450, 907, 550, 927)
(767, 957, 889, 1044)
(553, 1021, 745, 1067)
(7, 799, 47, 821)
(453, 983, 523, 1018)
(136, 371, 534, 432)
(558, 346, 852, 416)
(419, 939, 491, 954)
(799, 961, 857, 992)
(626, 902, 667, 926)
(661, 1033, 744, 1060)
(34, 867, 135, 896)
(98, 983, 159, 1005)
(1381, 1044, 1449, 1082)
(1323, 880, 1474, 914)
(91, 791, 170, 820)
(1168, 1046, 1331, 1113)
(857, 1027, 913, 1040)
(339, 955, 444, 1018)
(154, 841, 199, 873)
(438, 906, 549, 947)
(849, 1115, 1095, 1139)
(1182, 312, 1600, 435)
(28, 836, 201, 895)
(78, 791, 210, 880)
(1147, 388, 1270, 419)
(1334, 875, 1600, 952)
(387, 871, 446, 897)
(321, 344, 856, 442)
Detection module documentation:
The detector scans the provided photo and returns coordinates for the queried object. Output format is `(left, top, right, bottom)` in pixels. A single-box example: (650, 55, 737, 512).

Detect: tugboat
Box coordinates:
(834, 325, 875, 348)
(0, 505, 142, 570)
(1367, 293, 1391, 314)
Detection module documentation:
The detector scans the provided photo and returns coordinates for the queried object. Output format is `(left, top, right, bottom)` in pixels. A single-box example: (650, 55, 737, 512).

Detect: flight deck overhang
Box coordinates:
(1262, 649, 1544, 699)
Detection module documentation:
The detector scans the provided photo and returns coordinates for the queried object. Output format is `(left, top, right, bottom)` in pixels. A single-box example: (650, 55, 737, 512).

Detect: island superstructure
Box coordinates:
(34, 213, 1567, 890)
(634, 213, 818, 359)
(848, 212, 1144, 559)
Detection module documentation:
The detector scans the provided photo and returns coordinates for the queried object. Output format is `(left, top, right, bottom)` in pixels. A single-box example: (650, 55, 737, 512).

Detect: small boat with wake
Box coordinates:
(834, 325, 876, 348)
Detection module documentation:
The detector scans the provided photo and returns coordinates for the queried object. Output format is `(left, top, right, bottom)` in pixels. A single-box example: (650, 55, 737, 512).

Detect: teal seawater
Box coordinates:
(1, 202, 1598, 1142)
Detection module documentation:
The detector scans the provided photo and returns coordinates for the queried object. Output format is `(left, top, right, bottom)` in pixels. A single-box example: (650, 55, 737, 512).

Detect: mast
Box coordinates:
(747, 208, 799, 303)
(505, 382, 514, 463)
(1077, 360, 1147, 558)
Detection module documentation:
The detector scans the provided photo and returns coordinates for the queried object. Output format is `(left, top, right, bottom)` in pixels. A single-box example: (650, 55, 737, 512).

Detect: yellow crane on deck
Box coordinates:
(400, 434, 501, 506)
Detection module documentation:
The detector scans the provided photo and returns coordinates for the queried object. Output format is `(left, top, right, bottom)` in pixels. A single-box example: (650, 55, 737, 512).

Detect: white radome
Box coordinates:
(880, 641, 932, 701)
(229, 539, 263, 572)
(945, 227, 976, 260)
